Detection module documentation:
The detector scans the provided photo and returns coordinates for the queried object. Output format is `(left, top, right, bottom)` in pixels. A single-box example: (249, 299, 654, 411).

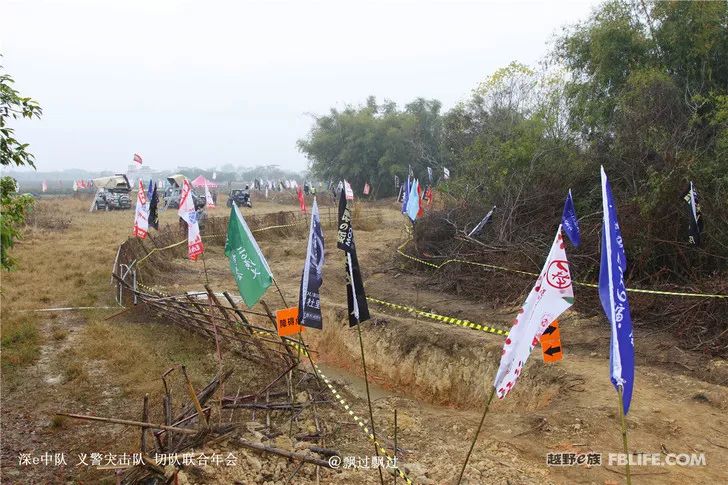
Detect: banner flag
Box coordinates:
(468, 206, 496, 237)
(562, 189, 581, 247)
(494, 226, 574, 399)
(395, 175, 400, 189)
(204, 183, 216, 208)
(133, 153, 143, 165)
(225, 204, 273, 308)
(684, 181, 703, 246)
(343, 180, 354, 200)
(443, 167, 450, 180)
(178, 179, 204, 260)
(337, 191, 370, 326)
(212, 171, 217, 180)
(148, 181, 159, 230)
(599, 166, 635, 415)
(406, 179, 420, 221)
(299, 198, 325, 329)
(133, 179, 149, 239)
(401, 177, 410, 213)
(72, 180, 78, 192)
(297, 186, 307, 213)
(427, 166, 433, 183)
(41, 180, 47, 192)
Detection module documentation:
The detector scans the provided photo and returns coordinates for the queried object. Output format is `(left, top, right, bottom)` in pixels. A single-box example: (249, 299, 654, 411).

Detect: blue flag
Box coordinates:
(598, 167, 635, 415)
(401, 177, 410, 213)
(299, 198, 325, 329)
(562, 189, 581, 247)
(406, 179, 420, 221)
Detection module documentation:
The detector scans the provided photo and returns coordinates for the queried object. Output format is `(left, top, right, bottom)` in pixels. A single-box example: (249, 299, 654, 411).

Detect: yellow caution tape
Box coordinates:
(367, 297, 508, 336)
(312, 362, 416, 484)
(397, 240, 728, 300)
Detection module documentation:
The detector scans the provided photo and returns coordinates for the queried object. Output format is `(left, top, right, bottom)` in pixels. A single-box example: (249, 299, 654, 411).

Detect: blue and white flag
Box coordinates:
(299, 198, 325, 329)
(598, 166, 635, 415)
(406, 179, 420, 221)
(401, 177, 410, 213)
(468, 206, 496, 237)
(562, 189, 581, 247)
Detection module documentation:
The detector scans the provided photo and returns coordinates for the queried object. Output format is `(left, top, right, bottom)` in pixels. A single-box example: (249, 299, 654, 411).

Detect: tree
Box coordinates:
(1, 59, 42, 270)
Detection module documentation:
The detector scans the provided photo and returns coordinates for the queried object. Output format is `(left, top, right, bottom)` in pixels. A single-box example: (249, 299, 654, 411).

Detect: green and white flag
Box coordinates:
(225, 204, 273, 308)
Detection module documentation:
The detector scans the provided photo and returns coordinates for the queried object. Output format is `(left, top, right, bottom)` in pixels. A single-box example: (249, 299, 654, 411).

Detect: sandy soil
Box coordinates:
(2, 193, 727, 484)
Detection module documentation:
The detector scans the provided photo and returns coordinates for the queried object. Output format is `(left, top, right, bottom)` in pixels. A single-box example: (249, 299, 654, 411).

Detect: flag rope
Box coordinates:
(397, 239, 728, 299)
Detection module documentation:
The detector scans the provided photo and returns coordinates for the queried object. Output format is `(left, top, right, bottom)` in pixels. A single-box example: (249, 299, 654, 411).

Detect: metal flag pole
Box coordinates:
(617, 386, 632, 485)
(456, 386, 496, 485)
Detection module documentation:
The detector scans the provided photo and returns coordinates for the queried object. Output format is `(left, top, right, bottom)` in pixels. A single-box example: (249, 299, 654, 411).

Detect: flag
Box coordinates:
(443, 167, 450, 180)
(468, 206, 496, 237)
(204, 183, 216, 208)
(427, 166, 433, 183)
(178, 179, 204, 260)
(212, 171, 217, 180)
(395, 175, 400, 189)
(337, 191, 370, 326)
(599, 166, 635, 415)
(225, 204, 273, 308)
(297, 186, 306, 213)
(133, 180, 149, 238)
(41, 180, 47, 192)
(133, 153, 143, 166)
(343, 180, 354, 200)
(416, 183, 424, 218)
(494, 226, 574, 399)
(148, 181, 159, 230)
(408, 165, 414, 178)
(363, 182, 370, 195)
(562, 189, 581, 247)
(406, 179, 420, 221)
(299, 198, 325, 329)
(684, 181, 703, 246)
(401, 177, 410, 213)
(425, 186, 433, 208)
(72, 180, 78, 192)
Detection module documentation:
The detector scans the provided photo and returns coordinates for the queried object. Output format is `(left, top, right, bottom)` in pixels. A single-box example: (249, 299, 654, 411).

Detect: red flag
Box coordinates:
(133, 153, 143, 165)
(417, 184, 424, 218)
(297, 186, 306, 214)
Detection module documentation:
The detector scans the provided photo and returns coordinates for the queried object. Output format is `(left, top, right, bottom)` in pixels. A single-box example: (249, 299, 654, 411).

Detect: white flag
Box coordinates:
(212, 171, 217, 180)
(443, 167, 450, 180)
(72, 180, 78, 192)
(178, 179, 204, 260)
(343, 180, 354, 200)
(494, 226, 574, 399)
(204, 183, 215, 208)
(133, 180, 149, 239)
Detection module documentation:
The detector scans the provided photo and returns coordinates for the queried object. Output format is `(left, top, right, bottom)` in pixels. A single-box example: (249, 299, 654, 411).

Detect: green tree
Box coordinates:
(1, 60, 42, 270)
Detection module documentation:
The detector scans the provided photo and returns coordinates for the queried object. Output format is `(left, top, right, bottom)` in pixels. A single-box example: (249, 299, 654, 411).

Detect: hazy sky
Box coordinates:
(2, 0, 600, 173)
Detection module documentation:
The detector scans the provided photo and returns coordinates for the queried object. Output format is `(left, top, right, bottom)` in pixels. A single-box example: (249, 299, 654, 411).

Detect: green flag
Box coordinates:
(225, 204, 273, 307)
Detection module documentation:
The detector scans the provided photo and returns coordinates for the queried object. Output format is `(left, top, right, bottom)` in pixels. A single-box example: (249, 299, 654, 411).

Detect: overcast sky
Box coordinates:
(2, 0, 600, 173)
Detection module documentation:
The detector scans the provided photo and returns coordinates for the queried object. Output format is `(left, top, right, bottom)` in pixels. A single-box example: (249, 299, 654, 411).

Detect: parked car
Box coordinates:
(227, 189, 252, 208)
(92, 175, 132, 210)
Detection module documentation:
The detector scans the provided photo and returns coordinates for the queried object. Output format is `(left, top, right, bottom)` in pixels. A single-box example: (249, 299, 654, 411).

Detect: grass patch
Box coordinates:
(1, 313, 41, 378)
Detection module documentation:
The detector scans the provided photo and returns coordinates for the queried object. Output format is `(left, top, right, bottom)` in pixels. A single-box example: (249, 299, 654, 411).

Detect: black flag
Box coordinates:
(299, 199, 325, 329)
(684, 181, 703, 246)
(337, 191, 370, 326)
(149, 183, 159, 230)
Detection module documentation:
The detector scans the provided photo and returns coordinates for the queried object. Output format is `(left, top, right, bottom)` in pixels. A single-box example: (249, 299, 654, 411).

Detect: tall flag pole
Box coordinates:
(299, 198, 324, 329)
(132, 179, 149, 238)
(337, 189, 383, 484)
(561, 189, 581, 246)
(684, 181, 703, 246)
(598, 166, 635, 484)
(225, 203, 273, 308)
(457, 225, 574, 484)
(178, 179, 204, 261)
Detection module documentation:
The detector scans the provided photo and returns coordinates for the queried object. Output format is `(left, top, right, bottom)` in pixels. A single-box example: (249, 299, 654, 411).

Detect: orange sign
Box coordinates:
(540, 320, 563, 363)
(276, 307, 303, 337)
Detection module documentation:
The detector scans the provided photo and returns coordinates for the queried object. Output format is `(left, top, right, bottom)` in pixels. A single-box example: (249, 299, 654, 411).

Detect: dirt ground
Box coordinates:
(2, 193, 727, 484)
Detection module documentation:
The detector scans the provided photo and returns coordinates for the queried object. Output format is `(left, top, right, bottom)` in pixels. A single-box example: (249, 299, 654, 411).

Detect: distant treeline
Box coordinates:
(298, 0, 728, 281)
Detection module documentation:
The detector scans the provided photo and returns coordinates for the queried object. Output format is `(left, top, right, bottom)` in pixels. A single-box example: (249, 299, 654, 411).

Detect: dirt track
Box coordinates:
(2, 194, 727, 484)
